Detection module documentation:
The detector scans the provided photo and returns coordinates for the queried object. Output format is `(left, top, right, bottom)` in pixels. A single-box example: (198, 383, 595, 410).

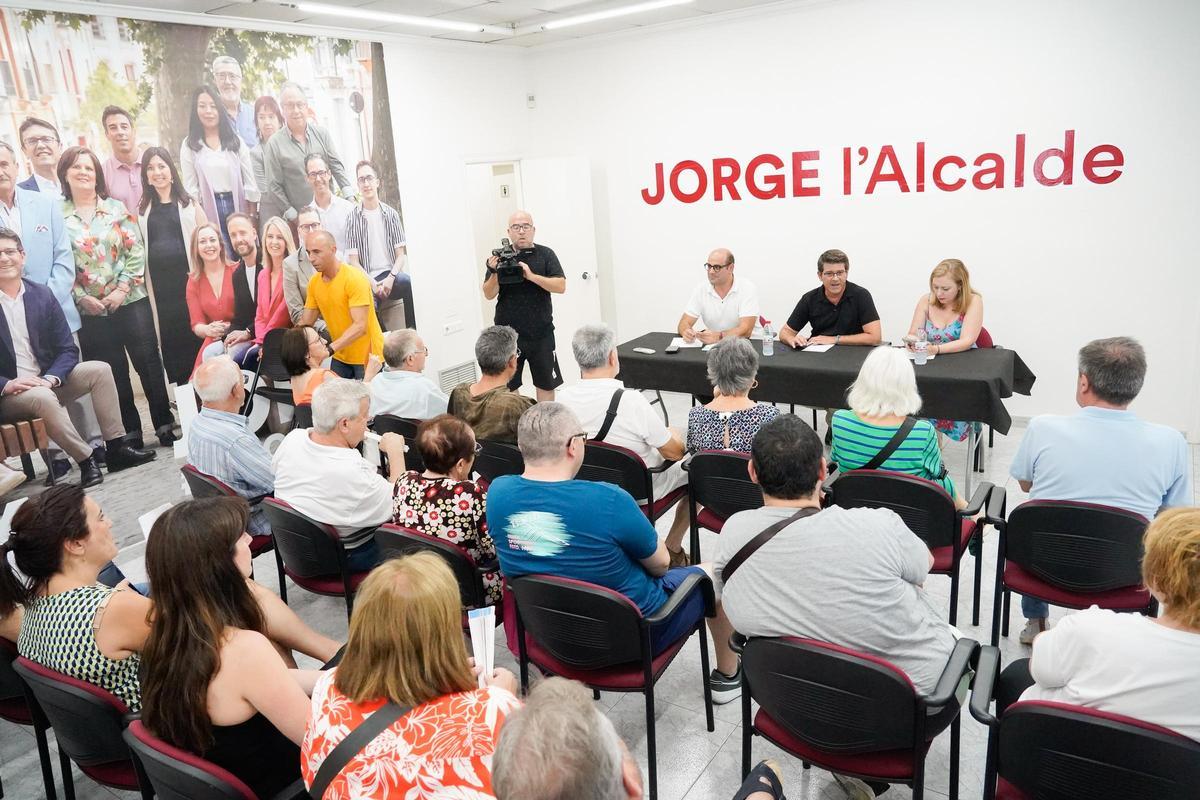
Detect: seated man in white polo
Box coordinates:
(558, 324, 692, 567)
(676, 248, 759, 344)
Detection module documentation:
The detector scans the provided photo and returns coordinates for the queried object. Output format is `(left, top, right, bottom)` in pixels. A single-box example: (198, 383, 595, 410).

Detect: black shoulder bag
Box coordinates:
(591, 388, 626, 442)
(308, 701, 412, 799)
(860, 416, 917, 470)
(720, 506, 822, 586)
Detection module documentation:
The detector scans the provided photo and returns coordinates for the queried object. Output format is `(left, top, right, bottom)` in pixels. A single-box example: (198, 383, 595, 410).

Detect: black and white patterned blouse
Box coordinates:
(686, 403, 780, 453)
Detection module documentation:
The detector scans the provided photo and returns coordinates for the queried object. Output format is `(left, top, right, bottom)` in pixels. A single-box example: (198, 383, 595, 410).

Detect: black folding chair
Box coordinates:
(244, 328, 294, 416)
(0, 638, 56, 799)
(375, 524, 498, 626)
(682, 451, 763, 562)
(371, 415, 424, 473)
(473, 439, 525, 485)
(577, 441, 685, 523)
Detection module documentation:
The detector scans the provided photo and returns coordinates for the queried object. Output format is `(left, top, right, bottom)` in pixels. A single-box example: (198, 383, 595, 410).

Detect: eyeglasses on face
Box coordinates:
(0, 248, 23, 259)
(508, 223, 533, 232)
(23, 136, 58, 148)
(298, 222, 321, 231)
(704, 262, 731, 271)
(473, 441, 484, 455)
(565, 432, 588, 447)
(821, 269, 847, 279)
(307, 170, 330, 179)
(357, 175, 379, 185)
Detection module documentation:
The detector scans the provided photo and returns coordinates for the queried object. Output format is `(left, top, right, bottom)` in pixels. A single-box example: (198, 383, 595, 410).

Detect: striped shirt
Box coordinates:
(344, 202, 406, 274)
(186, 407, 275, 535)
(829, 410, 958, 499)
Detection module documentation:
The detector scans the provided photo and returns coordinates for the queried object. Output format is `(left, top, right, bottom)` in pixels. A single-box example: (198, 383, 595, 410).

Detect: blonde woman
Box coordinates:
(236, 216, 295, 370)
(186, 223, 251, 376)
(302, 553, 520, 798)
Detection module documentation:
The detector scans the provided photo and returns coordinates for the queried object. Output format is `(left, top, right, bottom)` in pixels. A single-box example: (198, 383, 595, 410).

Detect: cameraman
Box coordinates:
(482, 210, 566, 401)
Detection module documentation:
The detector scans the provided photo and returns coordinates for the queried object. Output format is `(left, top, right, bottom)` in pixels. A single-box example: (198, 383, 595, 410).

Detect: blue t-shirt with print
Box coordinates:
(487, 475, 667, 615)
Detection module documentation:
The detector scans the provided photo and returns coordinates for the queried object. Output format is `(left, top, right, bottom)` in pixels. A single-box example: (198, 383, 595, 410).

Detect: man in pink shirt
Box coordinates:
(100, 106, 142, 215)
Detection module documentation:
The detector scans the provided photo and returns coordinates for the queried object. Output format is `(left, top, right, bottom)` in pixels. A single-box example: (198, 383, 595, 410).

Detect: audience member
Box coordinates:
(302, 554, 520, 798)
(1009, 336, 1191, 642)
(560, 323, 691, 565)
(272, 378, 406, 569)
(779, 249, 882, 348)
(138, 146, 207, 384)
(100, 105, 143, 215)
(249, 95, 285, 223)
(180, 85, 259, 252)
(830, 346, 961, 504)
(187, 357, 274, 535)
(993, 507, 1200, 742)
(304, 154, 353, 251)
(298, 231, 383, 379)
(493, 677, 785, 800)
(391, 414, 499, 607)
(369, 328, 448, 419)
(448, 325, 534, 443)
(687, 336, 779, 453)
(677, 248, 759, 344)
(18, 117, 63, 197)
(282, 206, 321, 324)
(63, 145, 176, 447)
(186, 223, 242, 370)
(263, 82, 352, 219)
(280, 325, 335, 406)
(211, 56, 258, 147)
(345, 160, 415, 326)
(487, 403, 740, 702)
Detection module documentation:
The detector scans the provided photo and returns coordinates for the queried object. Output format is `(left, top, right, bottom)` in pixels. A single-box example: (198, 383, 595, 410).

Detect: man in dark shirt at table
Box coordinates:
(779, 249, 882, 349)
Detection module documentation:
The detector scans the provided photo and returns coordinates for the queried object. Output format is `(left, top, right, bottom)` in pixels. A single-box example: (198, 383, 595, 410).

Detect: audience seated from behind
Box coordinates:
(1009, 336, 1191, 643)
(188, 356, 275, 536)
(280, 324, 336, 405)
(448, 325, 534, 444)
(830, 346, 964, 506)
(302, 553, 520, 799)
(367, 328, 448, 420)
(559, 324, 692, 566)
(993, 507, 1200, 741)
(272, 377, 407, 570)
(486, 403, 741, 703)
(391, 414, 500, 607)
(687, 337, 779, 453)
(493, 677, 785, 800)
(140, 498, 337, 798)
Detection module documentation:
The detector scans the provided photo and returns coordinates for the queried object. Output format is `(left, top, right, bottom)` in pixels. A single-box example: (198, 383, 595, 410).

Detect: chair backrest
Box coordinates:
(474, 439, 525, 483)
(181, 464, 237, 500)
(12, 656, 132, 767)
(1005, 501, 1149, 592)
(577, 441, 652, 502)
(976, 326, 994, 349)
(687, 451, 763, 519)
(293, 403, 313, 429)
(829, 470, 959, 549)
(375, 524, 487, 609)
(124, 721, 254, 800)
(996, 701, 1200, 800)
(508, 575, 645, 668)
(0, 636, 25, 703)
(371, 415, 426, 473)
(257, 328, 292, 383)
(262, 497, 345, 579)
(742, 636, 918, 754)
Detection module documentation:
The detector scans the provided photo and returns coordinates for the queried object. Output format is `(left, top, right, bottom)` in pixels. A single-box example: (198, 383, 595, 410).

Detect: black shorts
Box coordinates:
(508, 333, 563, 391)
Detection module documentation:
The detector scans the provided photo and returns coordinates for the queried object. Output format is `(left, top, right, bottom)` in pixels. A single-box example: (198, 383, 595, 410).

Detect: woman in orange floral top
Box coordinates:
(302, 553, 520, 799)
(61, 146, 176, 447)
(391, 415, 501, 608)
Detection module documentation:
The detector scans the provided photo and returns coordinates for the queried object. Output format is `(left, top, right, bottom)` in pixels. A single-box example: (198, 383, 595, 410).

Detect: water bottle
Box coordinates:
(762, 322, 774, 356)
(914, 328, 929, 365)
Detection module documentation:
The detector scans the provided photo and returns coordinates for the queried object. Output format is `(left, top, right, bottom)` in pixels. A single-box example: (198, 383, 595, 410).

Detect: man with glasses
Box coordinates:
(779, 249, 882, 349)
(17, 117, 63, 197)
(283, 206, 325, 327)
(211, 56, 258, 147)
(677, 247, 759, 344)
(366, 328, 447, 419)
(483, 210, 566, 402)
(305, 153, 353, 251)
(262, 82, 353, 220)
(345, 160, 415, 328)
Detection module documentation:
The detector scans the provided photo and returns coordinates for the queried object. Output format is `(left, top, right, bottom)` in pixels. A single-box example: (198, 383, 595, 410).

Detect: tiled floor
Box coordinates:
(1, 392, 1197, 799)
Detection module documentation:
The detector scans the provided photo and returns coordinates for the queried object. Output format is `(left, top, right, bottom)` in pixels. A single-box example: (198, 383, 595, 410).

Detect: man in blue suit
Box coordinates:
(16, 117, 62, 197)
(0, 227, 155, 487)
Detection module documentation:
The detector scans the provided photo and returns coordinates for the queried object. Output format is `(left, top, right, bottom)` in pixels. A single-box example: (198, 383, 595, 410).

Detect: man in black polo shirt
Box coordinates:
(482, 210, 566, 401)
(779, 249, 882, 349)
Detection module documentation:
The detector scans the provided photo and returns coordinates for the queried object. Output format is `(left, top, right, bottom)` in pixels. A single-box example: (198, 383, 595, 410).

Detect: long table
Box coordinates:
(616, 332, 1037, 495)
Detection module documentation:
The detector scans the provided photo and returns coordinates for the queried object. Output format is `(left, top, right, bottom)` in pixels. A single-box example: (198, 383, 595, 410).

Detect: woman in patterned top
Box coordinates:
(0, 484, 150, 711)
(302, 553, 520, 799)
(392, 414, 500, 607)
(61, 146, 176, 447)
(687, 337, 779, 453)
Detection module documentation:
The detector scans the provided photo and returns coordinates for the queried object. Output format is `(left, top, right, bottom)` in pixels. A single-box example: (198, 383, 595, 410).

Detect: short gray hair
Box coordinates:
(572, 324, 615, 371)
(492, 678, 626, 800)
(211, 55, 241, 75)
(193, 356, 242, 403)
(311, 377, 370, 434)
(279, 81, 306, 98)
(476, 325, 519, 376)
(706, 337, 758, 396)
(1078, 336, 1146, 405)
(517, 402, 580, 464)
(846, 346, 923, 417)
(0, 140, 15, 159)
(382, 329, 422, 368)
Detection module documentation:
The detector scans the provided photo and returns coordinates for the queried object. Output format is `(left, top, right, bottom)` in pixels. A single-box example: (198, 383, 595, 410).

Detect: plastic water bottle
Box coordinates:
(914, 328, 929, 365)
(762, 322, 775, 356)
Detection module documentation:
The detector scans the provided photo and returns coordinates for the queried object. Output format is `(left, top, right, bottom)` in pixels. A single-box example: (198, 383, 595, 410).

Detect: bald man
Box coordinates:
(483, 210, 566, 402)
(678, 248, 760, 344)
(298, 231, 383, 379)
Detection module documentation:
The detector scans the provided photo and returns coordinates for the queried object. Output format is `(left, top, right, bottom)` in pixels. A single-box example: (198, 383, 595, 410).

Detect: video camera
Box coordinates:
(490, 238, 526, 285)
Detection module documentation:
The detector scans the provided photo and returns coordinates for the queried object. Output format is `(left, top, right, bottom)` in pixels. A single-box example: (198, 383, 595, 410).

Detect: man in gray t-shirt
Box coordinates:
(713, 414, 956, 695)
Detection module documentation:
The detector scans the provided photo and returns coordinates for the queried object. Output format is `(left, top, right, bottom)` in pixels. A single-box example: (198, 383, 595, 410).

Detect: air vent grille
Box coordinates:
(438, 361, 478, 394)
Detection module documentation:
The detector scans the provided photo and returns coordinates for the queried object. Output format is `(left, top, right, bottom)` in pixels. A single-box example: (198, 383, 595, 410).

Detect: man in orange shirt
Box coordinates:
(298, 231, 383, 379)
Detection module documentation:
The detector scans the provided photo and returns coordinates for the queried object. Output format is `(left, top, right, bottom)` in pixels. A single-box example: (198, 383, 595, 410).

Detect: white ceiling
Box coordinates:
(86, 0, 792, 47)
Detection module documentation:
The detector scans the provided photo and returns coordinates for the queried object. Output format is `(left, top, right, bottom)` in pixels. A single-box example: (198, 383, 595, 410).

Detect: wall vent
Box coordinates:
(438, 361, 478, 394)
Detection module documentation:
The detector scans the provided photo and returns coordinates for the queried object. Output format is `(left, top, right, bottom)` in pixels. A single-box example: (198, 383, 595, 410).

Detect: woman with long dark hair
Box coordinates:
(138, 146, 209, 385)
(179, 85, 258, 253)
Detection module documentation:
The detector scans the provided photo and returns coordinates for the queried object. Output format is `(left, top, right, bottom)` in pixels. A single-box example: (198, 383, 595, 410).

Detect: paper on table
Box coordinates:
(669, 337, 703, 349)
(803, 343, 834, 353)
(138, 503, 173, 541)
(468, 606, 496, 689)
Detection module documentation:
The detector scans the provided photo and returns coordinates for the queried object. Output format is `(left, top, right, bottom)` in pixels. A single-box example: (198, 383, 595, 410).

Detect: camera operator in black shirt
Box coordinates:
(482, 210, 566, 401)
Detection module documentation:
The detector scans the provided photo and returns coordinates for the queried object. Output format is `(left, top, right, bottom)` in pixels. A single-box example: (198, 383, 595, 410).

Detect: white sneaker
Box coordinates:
(1019, 618, 1048, 645)
(0, 464, 25, 497)
(832, 773, 876, 799)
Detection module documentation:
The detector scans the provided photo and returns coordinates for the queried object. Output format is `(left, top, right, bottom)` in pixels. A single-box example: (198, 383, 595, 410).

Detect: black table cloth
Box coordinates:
(616, 333, 1036, 434)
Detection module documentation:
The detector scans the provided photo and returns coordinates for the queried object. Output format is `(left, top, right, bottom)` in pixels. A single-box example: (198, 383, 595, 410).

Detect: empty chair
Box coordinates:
(244, 327, 295, 413)
(472, 439, 525, 485)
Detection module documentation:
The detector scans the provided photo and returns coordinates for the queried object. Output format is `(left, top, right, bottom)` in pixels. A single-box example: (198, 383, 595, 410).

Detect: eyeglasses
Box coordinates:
(704, 262, 730, 272)
(565, 432, 588, 447)
(415, 347, 429, 355)
(306, 170, 330, 179)
(514, 347, 522, 358)
(357, 175, 378, 185)
(298, 222, 321, 231)
(23, 136, 58, 148)
(821, 269, 847, 279)
(508, 223, 533, 232)
(282, 101, 307, 112)
(213, 70, 241, 81)
(473, 441, 484, 455)
(0, 248, 22, 259)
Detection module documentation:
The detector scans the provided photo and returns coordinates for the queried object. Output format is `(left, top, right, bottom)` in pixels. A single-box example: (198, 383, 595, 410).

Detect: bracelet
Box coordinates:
(836, 335, 841, 344)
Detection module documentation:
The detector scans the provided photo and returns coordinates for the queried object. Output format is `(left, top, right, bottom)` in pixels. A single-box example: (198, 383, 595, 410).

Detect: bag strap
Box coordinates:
(721, 506, 821, 586)
(861, 416, 917, 471)
(591, 388, 625, 443)
(309, 701, 412, 799)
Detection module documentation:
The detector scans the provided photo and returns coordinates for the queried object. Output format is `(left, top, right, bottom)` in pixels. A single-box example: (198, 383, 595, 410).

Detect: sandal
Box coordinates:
(733, 759, 785, 800)
(667, 546, 691, 568)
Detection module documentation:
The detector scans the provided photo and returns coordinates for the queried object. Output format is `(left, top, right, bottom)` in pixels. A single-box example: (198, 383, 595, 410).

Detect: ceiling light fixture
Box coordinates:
(518, 0, 694, 33)
(287, 1, 513, 35)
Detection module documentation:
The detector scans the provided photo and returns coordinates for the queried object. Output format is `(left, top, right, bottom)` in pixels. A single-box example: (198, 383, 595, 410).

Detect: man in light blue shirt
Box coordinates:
(1010, 336, 1191, 642)
(367, 329, 448, 420)
(187, 357, 275, 535)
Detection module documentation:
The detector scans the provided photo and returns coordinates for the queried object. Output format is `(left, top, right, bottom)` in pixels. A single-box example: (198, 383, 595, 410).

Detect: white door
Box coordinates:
(465, 161, 523, 346)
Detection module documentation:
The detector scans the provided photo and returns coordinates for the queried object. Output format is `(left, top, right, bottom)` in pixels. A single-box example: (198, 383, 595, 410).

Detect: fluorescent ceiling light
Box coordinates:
(521, 0, 694, 32)
(287, 1, 513, 35)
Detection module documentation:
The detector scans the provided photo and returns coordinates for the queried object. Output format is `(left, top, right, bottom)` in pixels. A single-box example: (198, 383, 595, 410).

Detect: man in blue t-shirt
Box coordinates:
(488, 402, 743, 703)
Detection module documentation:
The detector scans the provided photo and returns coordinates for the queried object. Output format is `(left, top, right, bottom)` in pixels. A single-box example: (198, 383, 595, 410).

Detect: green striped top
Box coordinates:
(830, 410, 958, 499)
